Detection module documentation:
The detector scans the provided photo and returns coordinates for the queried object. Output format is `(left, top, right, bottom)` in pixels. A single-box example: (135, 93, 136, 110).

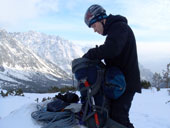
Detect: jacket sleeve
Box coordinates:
(83, 23, 128, 60)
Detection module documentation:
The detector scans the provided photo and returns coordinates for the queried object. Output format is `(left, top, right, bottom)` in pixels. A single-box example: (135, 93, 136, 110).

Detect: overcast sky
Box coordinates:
(0, 0, 170, 73)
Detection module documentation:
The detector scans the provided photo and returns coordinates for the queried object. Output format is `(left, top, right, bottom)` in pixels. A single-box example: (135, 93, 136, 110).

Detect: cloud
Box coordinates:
(36, 0, 59, 14)
(126, 0, 170, 31)
(0, 0, 37, 23)
(28, 22, 84, 32)
(0, 0, 59, 25)
(0, 0, 170, 43)
(137, 42, 170, 73)
(102, 0, 170, 42)
(63, 0, 80, 10)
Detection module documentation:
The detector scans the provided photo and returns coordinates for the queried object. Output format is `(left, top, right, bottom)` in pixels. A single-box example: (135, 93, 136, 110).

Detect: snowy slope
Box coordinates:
(130, 89, 170, 128)
(0, 88, 170, 128)
(0, 29, 71, 92)
(11, 31, 84, 74)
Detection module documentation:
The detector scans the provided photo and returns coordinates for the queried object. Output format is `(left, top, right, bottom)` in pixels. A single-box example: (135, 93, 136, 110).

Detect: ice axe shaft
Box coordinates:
(84, 80, 100, 128)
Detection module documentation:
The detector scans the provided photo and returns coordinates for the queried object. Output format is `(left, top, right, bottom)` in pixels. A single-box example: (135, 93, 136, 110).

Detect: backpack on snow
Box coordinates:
(31, 92, 81, 128)
(72, 58, 126, 128)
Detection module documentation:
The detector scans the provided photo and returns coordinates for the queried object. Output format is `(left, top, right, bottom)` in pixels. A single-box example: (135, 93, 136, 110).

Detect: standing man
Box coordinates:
(83, 4, 141, 128)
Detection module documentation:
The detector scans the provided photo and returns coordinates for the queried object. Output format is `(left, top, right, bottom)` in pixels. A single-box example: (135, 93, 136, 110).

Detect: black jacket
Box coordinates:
(83, 14, 141, 93)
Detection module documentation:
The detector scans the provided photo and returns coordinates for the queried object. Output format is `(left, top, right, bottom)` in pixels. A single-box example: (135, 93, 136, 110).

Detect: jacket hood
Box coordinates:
(103, 14, 128, 35)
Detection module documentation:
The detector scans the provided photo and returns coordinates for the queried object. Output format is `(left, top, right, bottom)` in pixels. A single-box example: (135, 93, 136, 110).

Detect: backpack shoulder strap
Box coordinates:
(78, 69, 105, 96)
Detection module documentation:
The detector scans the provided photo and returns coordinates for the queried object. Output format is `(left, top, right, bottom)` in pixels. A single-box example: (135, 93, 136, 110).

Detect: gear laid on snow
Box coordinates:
(31, 105, 77, 128)
(65, 103, 82, 113)
(55, 92, 79, 103)
(47, 98, 69, 112)
(31, 92, 81, 128)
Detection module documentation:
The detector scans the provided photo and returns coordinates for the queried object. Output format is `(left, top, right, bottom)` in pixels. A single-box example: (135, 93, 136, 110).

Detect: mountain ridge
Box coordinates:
(0, 29, 71, 92)
(0, 29, 154, 92)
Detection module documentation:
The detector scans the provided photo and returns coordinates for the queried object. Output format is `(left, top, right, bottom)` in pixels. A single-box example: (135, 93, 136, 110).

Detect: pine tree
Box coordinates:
(141, 80, 151, 89)
(162, 63, 170, 88)
(152, 72, 162, 90)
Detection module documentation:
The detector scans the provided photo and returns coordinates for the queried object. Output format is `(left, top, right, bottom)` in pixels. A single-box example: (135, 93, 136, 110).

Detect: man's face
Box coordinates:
(91, 21, 103, 35)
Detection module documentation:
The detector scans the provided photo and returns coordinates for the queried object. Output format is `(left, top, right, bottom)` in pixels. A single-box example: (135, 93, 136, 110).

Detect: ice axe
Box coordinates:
(81, 78, 100, 128)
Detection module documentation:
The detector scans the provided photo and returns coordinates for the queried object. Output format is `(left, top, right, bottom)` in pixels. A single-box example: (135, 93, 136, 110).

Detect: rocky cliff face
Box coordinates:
(0, 29, 71, 92)
(11, 31, 84, 74)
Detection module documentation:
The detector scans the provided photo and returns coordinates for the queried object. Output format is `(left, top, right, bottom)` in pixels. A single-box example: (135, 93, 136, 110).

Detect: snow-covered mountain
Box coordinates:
(0, 29, 71, 92)
(11, 30, 154, 81)
(11, 31, 84, 74)
(0, 29, 154, 92)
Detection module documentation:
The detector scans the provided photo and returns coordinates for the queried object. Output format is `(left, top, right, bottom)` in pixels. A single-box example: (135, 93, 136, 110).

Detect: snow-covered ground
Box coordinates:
(130, 89, 170, 128)
(0, 88, 170, 128)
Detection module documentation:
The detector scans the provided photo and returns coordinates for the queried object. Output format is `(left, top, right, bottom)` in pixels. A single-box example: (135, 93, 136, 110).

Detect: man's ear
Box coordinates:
(103, 19, 106, 24)
(100, 19, 106, 24)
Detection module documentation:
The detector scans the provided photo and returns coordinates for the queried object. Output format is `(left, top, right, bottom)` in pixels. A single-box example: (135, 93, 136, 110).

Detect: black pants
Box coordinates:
(108, 91, 135, 128)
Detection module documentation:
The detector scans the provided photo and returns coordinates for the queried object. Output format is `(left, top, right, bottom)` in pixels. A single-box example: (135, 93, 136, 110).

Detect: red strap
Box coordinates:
(84, 80, 90, 87)
(94, 113, 100, 126)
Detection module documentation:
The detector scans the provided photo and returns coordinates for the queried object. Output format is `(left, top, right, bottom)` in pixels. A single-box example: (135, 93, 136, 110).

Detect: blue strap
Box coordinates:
(89, 15, 107, 26)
